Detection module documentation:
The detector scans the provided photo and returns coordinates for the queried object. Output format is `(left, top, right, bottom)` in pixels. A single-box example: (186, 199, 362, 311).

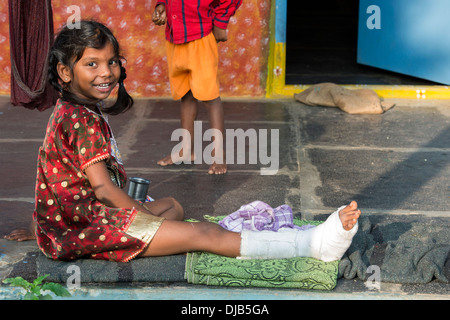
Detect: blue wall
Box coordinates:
(358, 0, 450, 85)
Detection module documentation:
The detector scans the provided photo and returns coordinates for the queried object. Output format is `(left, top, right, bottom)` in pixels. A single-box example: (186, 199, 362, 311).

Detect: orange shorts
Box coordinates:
(165, 32, 220, 101)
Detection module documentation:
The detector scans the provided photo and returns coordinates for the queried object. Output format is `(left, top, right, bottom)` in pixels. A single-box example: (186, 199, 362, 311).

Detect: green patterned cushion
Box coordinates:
(184, 217, 339, 290)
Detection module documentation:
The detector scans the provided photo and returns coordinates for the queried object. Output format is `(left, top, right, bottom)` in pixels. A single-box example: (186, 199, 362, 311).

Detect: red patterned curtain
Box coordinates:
(8, 0, 55, 111)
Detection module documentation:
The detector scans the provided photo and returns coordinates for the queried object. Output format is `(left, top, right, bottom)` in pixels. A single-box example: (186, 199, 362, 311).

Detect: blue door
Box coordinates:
(358, 0, 450, 85)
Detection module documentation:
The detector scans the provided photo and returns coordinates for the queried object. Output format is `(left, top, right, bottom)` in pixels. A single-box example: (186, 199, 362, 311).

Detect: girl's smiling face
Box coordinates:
(58, 42, 121, 103)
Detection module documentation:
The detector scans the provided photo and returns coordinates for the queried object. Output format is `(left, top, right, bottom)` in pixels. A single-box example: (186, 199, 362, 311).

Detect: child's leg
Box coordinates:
(180, 90, 198, 159)
(141, 219, 241, 257)
(240, 201, 361, 262)
(157, 91, 198, 166)
(203, 97, 227, 175)
(143, 197, 184, 221)
(141, 201, 360, 261)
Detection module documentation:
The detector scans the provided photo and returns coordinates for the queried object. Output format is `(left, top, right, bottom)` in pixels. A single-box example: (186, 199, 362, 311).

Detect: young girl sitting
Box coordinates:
(14, 20, 361, 263)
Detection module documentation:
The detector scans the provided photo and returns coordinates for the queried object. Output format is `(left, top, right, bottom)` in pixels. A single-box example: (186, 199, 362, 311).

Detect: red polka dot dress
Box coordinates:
(33, 99, 162, 262)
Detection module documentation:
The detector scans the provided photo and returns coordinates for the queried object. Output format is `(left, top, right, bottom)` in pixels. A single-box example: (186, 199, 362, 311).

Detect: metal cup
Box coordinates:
(127, 177, 150, 202)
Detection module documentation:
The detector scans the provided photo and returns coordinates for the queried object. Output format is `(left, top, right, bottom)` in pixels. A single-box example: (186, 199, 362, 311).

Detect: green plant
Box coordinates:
(2, 274, 71, 300)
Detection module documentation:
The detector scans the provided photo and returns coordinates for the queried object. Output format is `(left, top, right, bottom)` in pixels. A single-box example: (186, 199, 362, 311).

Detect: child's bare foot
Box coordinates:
(157, 154, 175, 166)
(4, 228, 36, 242)
(157, 151, 195, 166)
(339, 200, 361, 231)
(208, 162, 227, 175)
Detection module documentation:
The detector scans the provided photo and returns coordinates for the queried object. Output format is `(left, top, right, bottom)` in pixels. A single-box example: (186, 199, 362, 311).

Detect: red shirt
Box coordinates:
(157, 0, 242, 44)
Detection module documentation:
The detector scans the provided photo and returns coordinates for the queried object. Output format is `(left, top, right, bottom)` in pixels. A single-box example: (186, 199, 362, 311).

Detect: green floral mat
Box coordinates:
(184, 216, 339, 290)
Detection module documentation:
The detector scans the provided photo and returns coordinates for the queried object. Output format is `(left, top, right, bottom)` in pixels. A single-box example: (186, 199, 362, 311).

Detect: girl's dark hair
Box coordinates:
(48, 20, 133, 115)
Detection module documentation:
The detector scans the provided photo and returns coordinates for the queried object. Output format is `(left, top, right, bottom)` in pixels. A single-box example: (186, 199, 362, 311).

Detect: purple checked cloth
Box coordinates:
(218, 201, 315, 232)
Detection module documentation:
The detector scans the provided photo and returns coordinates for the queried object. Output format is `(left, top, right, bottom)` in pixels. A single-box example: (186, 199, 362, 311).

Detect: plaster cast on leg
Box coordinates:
(240, 228, 300, 260)
(240, 206, 358, 262)
(308, 205, 358, 262)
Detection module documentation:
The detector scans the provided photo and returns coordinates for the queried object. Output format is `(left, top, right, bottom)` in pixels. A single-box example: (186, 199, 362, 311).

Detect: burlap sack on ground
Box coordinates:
(294, 83, 395, 114)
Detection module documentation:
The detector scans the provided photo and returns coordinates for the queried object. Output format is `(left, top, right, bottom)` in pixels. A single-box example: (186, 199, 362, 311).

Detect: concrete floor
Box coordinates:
(0, 95, 449, 300)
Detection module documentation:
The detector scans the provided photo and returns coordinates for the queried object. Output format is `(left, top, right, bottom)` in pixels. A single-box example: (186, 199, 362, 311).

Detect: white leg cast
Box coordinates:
(308, 205, 358, 262)
(240, 228, 302, 260)
(239, 206, 358, 262)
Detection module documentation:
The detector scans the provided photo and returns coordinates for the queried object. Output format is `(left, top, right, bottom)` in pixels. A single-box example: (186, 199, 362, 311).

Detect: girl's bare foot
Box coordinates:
(4, 228, 36, 242)
(339, 200, 361, 231)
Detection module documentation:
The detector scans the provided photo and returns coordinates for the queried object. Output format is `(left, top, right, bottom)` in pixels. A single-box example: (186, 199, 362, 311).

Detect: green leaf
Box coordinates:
(3, 275, 71, 300)
(33, 274, 49, 286)
(30, 286, 42, 296)
(41, 283, 72, 298)
(24, 292, 39, 300)
(2, 277, 32, 289)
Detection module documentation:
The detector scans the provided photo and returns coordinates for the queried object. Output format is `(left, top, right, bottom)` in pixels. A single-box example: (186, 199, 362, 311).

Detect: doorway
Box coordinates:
(285, 0, 439, 85)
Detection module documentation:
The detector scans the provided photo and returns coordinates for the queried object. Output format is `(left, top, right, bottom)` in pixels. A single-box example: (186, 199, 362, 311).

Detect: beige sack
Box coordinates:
(294, 83, 394, 114)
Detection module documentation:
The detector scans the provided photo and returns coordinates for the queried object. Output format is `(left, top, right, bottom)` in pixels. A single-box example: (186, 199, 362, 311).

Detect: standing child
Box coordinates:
(152, 0, 242, 175)
(18, 20, 361, 264)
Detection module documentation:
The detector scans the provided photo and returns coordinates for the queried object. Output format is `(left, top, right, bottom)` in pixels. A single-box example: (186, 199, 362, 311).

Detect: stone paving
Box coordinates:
(0, 96, 449, 299)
